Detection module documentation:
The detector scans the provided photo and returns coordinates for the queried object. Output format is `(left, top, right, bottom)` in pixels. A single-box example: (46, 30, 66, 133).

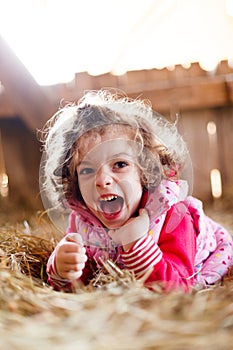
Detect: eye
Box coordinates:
(113, 161, 129, 169)
(79, 167, 94, 175)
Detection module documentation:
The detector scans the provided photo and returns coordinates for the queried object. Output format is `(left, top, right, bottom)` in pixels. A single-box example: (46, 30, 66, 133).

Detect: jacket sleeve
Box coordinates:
(121, 203, 196, 292)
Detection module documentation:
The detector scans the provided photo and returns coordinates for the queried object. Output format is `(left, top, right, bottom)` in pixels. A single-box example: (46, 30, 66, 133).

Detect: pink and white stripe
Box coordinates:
(121, 234, 163, 276)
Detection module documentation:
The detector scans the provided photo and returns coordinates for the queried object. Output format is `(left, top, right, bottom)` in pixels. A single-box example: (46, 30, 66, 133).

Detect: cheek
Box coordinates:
(130, 169, 142, 188)
(78, 178, 91, 200)
(119, 174, 142, 202)
(78, 177, 97, 205)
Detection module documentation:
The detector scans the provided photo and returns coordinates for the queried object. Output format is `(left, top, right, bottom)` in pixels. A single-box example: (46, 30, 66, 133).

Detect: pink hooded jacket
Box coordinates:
(47, 180, 233, 291)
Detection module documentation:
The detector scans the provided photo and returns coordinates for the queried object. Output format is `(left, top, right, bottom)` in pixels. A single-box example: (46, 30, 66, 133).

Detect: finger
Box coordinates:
(61, 252, 87, 265)
(67, 270, 83, 280)
(62, 262, 86, 273)
(66, 233, 83, 245)
(59, 243, 86, 254)
(139, 208, 148, 217)
(61, 262, 86, 279)
(57, 261, 86, 278)
(139, 208, 150, 225)
(60, 270, 82, 280)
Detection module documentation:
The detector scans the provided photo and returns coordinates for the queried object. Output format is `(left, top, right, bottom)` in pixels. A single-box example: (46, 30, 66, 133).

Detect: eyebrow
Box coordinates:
(111, 152, 134, 159)
(77, 152, 135, 167)
(77, 160, 91, 167)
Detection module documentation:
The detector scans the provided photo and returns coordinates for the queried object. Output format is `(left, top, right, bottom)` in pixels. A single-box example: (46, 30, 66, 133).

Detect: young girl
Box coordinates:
(40, 89, 233, 292)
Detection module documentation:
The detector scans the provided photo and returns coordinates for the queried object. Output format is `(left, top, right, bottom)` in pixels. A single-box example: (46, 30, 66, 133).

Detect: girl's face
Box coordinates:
(76, 130, 143, 229)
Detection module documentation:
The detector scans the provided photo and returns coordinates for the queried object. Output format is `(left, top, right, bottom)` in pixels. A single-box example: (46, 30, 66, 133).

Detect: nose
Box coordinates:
(96, 166, 113, 188)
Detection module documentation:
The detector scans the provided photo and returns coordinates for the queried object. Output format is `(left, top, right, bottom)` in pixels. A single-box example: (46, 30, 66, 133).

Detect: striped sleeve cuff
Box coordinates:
(121, 234, 162, 277)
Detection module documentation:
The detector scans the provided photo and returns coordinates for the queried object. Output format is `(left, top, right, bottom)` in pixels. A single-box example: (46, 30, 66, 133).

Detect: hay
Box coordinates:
(1, 268, 233, 350)
(0, 216, 59, 281)
(0, 208, 233, 349)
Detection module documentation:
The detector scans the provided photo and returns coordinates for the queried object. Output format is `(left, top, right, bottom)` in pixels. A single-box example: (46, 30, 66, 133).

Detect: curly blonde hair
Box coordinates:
(39, 89, 189, 210)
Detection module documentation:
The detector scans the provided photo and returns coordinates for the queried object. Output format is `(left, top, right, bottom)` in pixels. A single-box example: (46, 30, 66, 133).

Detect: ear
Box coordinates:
(163, 163, 179, 181)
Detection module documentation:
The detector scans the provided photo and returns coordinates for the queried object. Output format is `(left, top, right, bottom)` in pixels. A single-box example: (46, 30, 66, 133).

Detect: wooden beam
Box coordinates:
(0, 36, 54, 131)
(58, 71, 233, 113)
(225, 75, 233, 104)
(125, 76, 232, 113)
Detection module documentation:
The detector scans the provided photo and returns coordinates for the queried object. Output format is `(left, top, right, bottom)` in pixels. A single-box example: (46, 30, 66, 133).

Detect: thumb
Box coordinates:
(65, 233, 83, 245)
(138, 208, 150, 225)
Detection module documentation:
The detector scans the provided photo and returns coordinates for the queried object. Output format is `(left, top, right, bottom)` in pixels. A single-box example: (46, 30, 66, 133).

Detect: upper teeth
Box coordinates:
(101, 195, 118, 202)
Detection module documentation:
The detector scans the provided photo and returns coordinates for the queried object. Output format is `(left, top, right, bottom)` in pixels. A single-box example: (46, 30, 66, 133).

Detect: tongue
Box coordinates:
(100, 198, 123, 214)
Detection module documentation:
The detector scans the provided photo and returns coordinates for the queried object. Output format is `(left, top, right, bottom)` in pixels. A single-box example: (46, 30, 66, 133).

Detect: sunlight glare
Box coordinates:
(0, 0, 233, 85)
(210, 169, 222, 199)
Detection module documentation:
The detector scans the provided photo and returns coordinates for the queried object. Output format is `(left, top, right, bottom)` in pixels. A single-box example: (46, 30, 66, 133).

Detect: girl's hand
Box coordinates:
(55, 233, 87, 280)
(108, 209, 150, 251)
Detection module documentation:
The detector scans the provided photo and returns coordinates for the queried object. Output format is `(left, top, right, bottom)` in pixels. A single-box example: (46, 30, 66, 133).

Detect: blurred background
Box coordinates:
(0, 0, 233, 222)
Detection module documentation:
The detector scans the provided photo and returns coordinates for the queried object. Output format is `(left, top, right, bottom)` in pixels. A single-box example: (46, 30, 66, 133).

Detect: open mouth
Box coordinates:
(100, 195, 124, 214)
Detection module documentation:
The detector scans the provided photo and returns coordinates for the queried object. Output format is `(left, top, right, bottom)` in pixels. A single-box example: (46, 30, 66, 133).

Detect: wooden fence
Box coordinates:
(0, 56, 233, 208)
